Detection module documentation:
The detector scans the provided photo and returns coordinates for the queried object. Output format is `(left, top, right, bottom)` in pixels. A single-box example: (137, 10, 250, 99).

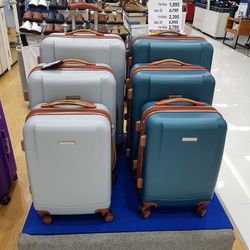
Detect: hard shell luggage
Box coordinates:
(128, 31, 214, 71)
(0, 102, 17, 205)
(135, 98, 227, 219)
(27, 59, 116, 143)
(23, 100, 115, 224)
(126, 60, 215, 166)
(39, 29, 126, 144)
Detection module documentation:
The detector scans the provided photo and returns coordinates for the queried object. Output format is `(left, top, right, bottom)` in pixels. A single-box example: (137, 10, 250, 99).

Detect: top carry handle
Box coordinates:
(151, 30, 187, 36)
(156, 98, 206, 107)
(149, 59, 191, 67)
(66, 29, 104, 36)
(41, 100, 97, 109)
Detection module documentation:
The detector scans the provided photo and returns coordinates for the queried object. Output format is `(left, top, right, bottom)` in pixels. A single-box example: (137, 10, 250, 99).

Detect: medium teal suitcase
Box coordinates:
(126, 60, 215, 167)
(128, 31, 213, 71)
(135, 98, 227, 219)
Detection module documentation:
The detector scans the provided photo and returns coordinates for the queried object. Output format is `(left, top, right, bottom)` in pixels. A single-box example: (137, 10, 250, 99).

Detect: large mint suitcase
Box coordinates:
(135, 98, 227, 219)
(0, 102, 17, 205)
(39, 30, 126, 144)
(23, 100, 115, 224)
(28, 59, 116, 144)
(129, 31, 213, 71)
(126, 60, 215, 167)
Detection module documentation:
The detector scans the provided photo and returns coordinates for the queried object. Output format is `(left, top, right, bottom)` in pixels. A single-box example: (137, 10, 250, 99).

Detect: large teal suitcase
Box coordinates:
(126, 60, 215, 167)
(135, 98, 227, 219)
(128, 31, 213, 71)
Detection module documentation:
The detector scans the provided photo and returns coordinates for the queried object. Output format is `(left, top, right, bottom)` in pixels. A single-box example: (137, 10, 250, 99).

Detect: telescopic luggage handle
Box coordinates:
(66, 29, 104, 36)
(152, 30, 187, 36)
(149, 59, 191, 66)
(41, 100, 97, 109)
(156, 98, 205, 106)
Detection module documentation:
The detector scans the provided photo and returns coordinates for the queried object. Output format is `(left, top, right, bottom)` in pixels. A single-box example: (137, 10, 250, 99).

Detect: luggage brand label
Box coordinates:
(58, 141, 76, 145)
(182, 137, 198, 142)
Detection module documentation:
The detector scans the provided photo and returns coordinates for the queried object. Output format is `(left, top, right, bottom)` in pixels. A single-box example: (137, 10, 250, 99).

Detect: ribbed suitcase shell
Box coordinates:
(0, 102, 17, 204)
(39, 31, 126, 144)
(28, 60, 116, 143)
(127, 61, 215, 165)
(24, 102, 112, 215)
(136, 100, 227, 210)
(130, 34, 213, 71)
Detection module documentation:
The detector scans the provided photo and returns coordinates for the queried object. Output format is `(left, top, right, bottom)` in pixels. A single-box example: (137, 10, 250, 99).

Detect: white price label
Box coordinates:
(148, 0, 183, 33)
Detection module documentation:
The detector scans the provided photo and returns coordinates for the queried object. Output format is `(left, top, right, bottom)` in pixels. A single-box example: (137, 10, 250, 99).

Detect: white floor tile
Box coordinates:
(186, 25, 250, 249)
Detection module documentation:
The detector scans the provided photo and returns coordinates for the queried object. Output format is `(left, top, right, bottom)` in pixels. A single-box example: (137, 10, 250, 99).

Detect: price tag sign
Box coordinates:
(148, 0, 183, 33)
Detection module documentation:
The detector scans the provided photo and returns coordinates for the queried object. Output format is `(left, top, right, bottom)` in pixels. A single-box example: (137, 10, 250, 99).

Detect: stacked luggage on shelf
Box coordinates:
(22, 29, 227, 223)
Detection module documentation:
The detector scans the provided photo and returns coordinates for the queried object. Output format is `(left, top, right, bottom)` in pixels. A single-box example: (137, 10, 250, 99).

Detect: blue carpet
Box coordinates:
(23, 147, 232, 235)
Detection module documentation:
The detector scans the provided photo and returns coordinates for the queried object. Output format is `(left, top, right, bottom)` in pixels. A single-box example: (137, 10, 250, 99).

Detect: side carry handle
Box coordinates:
(149, 59, 191, 66)
(41, 100, 96, 109)
(156, 98, 205, 106)
(1, 130, 10, 159)
(66, 29, 104, 36)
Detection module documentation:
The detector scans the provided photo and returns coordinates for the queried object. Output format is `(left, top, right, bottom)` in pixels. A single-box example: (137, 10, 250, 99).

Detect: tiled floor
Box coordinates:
(186, 26, 250, 249)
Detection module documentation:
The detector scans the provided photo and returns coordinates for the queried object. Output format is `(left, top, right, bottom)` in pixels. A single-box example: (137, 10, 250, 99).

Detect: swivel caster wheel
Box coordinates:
(104, 212, 114, 222)
(13, 174, 18, 181)
(41, 214, 53, 224)
(0, 195, 10, 205)
(197, 207, 207, 217)
(138, 206, 151, 219)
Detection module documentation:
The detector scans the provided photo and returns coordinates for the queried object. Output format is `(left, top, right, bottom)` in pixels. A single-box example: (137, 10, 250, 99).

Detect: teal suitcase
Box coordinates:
(135, 98, 227, 219)
(128, 31, 213, 71)
(126, 60, 215, 167)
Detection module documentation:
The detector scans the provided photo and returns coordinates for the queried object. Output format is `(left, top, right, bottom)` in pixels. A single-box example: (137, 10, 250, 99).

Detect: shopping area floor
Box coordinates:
(0, 26, 248, 250)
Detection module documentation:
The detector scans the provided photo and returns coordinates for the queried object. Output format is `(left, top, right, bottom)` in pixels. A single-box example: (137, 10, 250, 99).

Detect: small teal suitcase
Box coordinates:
(126, 60, 215, 167)
(128, 31, 213, 71)
(135, 98, 227, 219)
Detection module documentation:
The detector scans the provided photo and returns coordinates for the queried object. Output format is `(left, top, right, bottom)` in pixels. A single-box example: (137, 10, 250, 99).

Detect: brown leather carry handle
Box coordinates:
(149, 59, 191, 66)
(68, 2, 99, 11)
(156, 98, 205, 106)
(66, 29, 104, 36)
(61, 59, 96, 66)
(41, 100, 96, 109)
(152, 30, 187, 36)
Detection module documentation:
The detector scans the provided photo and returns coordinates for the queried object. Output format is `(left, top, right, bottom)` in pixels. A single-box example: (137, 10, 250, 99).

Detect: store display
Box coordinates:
(30, 21, 42, 34)
(54, 13, 65, 23)
(23, 100, 114, 224)
(125, 60, 216, 166)
(37, 0, 48, 9)
(57, 0, 67, 10)
(45, 12, 56, 23)
(27, 59, 117, 144)
(0, 102, 17, 205)
(19, 20, 32, 32)
(39, 30, 126, 145)
(129, 31, 214, 71)
(135, 98, 227, 219)
(49, 0, 57, 9)
(32, 11, 44, 23)
(22, 11, 33, 22)
(43, 23, 54, 35)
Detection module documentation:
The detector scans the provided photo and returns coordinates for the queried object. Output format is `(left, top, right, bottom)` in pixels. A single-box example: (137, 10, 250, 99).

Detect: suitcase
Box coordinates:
(135, 98, 227, 219)
(128, 31, 213, 71)
(23, 100, 115, 224)
(27, 59, 117, 144)
(126, 59, 215, 167)
(39, 29, 126, 144)
(0, 102, 17, 205)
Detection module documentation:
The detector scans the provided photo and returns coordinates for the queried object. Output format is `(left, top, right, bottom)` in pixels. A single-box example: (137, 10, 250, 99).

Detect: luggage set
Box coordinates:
(21, 30, 227, 223)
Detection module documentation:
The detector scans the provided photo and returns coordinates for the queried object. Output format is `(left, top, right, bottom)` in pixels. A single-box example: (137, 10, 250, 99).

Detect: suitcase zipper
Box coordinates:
(136, 100, 219, 190)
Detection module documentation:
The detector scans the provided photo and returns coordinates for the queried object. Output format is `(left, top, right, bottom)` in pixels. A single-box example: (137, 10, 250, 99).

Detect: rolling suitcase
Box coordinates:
(27, 59, 117, 143)
(128, 31, 213, 71)
(23, 100, 115, 224)
(126, 59, 215, 167)
(39, 29, 126, 144)
(0, 102, 17, 205)
(135, 98, 227, 219)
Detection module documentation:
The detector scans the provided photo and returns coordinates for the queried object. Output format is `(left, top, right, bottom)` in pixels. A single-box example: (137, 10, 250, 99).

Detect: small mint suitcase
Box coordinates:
(126, 60, 215, 167)
(135, 98, 227, 219)
(23, 100, 115, 224)
(128, 31, 213, 71)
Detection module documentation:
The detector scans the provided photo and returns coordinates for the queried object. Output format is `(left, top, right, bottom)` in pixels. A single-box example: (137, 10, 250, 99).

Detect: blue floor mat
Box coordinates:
(23, 147, 232, 235)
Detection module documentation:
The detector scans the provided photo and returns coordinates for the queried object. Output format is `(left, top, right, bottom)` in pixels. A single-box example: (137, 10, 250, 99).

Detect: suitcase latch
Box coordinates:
(127, 89, 133, 100)
(140, 135, 146, 148)
(135, 121, 141, 132)
(137, 178, 143, 189)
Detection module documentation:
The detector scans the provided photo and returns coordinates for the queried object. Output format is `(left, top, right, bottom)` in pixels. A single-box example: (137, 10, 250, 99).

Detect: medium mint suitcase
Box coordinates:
(129, 32, 213, 71)
(135, 98, 227, 219)
(126, 60, 215, 167)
